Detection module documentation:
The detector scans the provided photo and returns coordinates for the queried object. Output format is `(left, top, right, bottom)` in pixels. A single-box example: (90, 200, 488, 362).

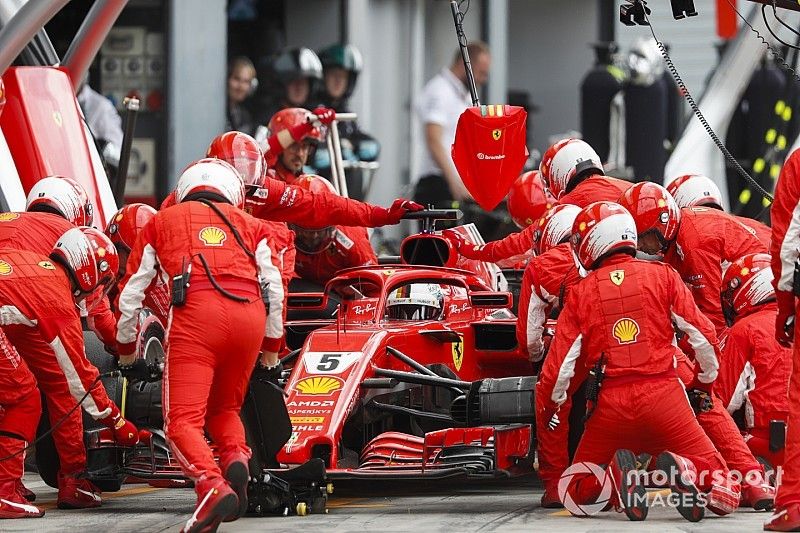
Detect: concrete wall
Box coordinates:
(285, 0, 341, 49)
(507, 0, 598, 153)
(167, 0, 227, 187)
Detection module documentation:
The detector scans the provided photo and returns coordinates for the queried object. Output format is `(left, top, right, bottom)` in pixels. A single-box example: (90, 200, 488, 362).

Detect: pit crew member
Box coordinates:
(618, 181, 767, 333)
(116, 159, 285, 532)
(537, 201, 737, 521)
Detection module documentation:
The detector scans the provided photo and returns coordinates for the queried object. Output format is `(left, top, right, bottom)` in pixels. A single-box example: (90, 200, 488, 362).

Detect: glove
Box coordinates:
(441, 229, 466, 252)
(118, 358, 154, 382)
(687, 388, 714, 415)
(252, 361, 283, 385)
(546, 411, 560, 431)
(372, 199, 424, 226)
(311, 106, 336, 126)
(98, 404, 139, 446)
(776, 289, 796, 348)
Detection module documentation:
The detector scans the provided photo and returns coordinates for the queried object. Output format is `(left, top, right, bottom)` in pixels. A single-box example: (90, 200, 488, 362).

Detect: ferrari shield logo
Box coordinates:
(492, 129, 502, 141)
(451, 335, 464, 371)
(610, 270, 625, 286)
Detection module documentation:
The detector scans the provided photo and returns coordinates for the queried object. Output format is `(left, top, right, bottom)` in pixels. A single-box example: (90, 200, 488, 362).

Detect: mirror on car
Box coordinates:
(287, 292, 328, 311)
(469, 291, 513, 309)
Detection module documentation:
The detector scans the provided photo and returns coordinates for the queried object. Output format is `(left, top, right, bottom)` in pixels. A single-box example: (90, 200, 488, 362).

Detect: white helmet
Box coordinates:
(386, 283, 444, 320)
(571, 201, 638, 271)
(666, 174, 723, 209)
(547, 139, 604, 198)
(175, 158, 245, 208)
(533, 204, 582, 256)
(26, 176, 93, 227)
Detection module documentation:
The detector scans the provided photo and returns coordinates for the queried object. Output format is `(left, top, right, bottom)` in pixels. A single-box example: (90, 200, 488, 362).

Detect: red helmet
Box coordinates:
(666, 174, 723, 209)
(206, 131, 267, 189)
(288, 175, 337, 252)
(721, 253, 774, 323)
(175, 158, 245, 209)
(617, 182, 681, 249)
(545, 139, 604, 198)
(539, 138, 573, 187)
(507, 171, 555, 229)
(532, 204, 581, 255)
(268, 107, 324, 144)
(51, 227, 119, 296)
(571, 201, 637, 271)
(26, 176, 93, 227)
(105, 203, 157, 252)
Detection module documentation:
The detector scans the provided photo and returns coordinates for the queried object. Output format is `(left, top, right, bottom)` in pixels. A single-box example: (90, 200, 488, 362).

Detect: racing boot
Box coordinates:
(181, 477, 238, 533)
(765, 503, 800, 531)
(540, 482, 563, 509)
(0, 481, 44, 519)
(707, 479, 741, 516)
(14, 480, 35, 502)
(97, 404, 139, 446)
(741, 469, 776, 511)
(608, 449, 648, 521)
(220, 450, 250, 521)
(656, 451, 704, 522)
(57, 473, 102, 509)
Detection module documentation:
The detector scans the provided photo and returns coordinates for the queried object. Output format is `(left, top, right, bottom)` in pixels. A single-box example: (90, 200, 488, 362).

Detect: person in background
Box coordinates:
(226, 57, 258, 136)
(414, 41, 490, 208)
(77, 80, 124, 170)
(255, 47, 322, 129)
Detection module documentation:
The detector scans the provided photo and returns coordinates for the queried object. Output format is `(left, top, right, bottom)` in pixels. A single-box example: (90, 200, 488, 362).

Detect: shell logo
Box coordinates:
(295, 376, 343, 396)
(0, 260, 12, 275)
(612, 317, 640, 344)
(0, 213, 19, 222)
(199, 226, 227, 246)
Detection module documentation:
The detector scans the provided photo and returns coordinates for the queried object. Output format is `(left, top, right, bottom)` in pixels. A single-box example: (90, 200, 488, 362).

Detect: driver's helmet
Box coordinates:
(386, 283, 444, 320)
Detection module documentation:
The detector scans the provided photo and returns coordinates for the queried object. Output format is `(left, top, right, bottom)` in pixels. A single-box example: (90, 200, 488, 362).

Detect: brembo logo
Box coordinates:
(476, 153, 506, 160)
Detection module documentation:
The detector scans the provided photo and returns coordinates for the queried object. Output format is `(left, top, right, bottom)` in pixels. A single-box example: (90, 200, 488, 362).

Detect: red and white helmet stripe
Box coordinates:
(26, 176, 93, 227)
(175, 158, 245, 208)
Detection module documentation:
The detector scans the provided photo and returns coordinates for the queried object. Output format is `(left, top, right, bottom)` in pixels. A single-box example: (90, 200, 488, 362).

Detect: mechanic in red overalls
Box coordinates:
(619, 181, 775, 509)
(0, 327, 42, 519)
(666, 173, 771, 247)
(290, 175, 377, 286)
(447, 170, 554, 264)
(542, 138, 633, 207)
(619, 181, 767, 334)
(0, 228, 138, 509)
(765, 148, 800, 531)
(537, 201, 738, 522)
(116, 159, 286, 532)
(716, 254, 790, 469)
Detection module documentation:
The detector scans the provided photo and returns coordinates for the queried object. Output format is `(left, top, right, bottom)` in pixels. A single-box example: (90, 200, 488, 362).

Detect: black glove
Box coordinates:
(687, 388, 713, 415)
(118, 359, 153, 382)
(252, 361, 283, 385)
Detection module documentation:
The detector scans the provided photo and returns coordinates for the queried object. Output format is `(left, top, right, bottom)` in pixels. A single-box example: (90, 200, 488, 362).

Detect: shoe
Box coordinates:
(636, 453, 652, 471)
(14, 480, 35, 502)
(181, 478, 238, 533)
(707, 479, 741, 516)
(0, 481, 44, 519)
(540, 483, 563, 509)
(57, 474, 102, 509)
(742, 476, 776, 511)
(656, 451, 704, 522)
(765, 503, 800, 531)
(220, 451, 249, 521)
(608, 449, 648, 521)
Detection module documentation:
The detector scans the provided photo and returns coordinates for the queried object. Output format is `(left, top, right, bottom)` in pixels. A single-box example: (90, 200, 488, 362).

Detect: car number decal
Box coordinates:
(302, 352, 362, 375)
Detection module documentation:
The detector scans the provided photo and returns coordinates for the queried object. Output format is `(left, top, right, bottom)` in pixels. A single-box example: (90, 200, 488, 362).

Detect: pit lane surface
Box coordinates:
(5, 473, 770, 532)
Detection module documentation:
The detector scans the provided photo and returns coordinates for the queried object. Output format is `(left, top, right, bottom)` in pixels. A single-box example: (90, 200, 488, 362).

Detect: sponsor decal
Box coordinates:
(295, 376, 343, 396)
(452, 335, 464, 371)
(492, 129, 502, 141)
(609, 270, 625, 286)
(0, 260, 12, 275)
(199, 226, 227, 246)
(290, 416, 325, 424)
(612, 318, 640, 344)
(0, 213, 19, 221)
(476, 152, 506, 160)
(37, 261, 55, 270)
(52, 111, 63, 127)
(302, 352, 362, 375)
(352, 303, 375, 315)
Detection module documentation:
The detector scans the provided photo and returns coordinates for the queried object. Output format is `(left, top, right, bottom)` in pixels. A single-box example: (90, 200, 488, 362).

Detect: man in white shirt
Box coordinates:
(78, 84, 124, 168)
(414, 41, 490, 208)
